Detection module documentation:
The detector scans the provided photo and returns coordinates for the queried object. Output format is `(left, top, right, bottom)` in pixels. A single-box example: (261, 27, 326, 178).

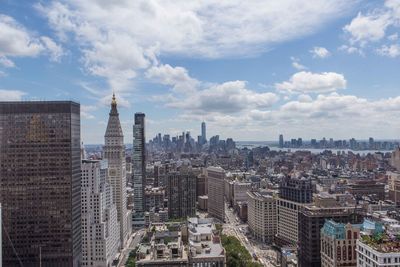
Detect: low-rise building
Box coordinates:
(357, 219, 400, 267)
(188, 218, 225, 266)
(136, 223, 188, 266)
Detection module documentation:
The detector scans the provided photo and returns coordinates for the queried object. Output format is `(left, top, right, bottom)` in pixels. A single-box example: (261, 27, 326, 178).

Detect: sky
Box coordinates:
(1, 0, 400, 143)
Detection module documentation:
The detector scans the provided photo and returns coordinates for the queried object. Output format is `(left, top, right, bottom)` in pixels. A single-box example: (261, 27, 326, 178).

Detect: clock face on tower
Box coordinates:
(109, 168, 117, 177)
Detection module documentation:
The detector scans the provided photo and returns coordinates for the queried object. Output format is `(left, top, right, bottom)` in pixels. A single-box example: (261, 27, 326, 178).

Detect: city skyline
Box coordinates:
(1, 1, 400, 143)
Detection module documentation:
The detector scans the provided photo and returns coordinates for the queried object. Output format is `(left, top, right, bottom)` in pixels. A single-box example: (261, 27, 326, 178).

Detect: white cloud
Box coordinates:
(276, 71, 347, 94)
(290, 57, 307, 70)
(81, 105, 96, 119)
(37, 0, 357, 94)
(0, 56, 15, 68)
(377, 44, 400, 57)
(167, 80, 279, 115)
(146, 64, 199, 94)
(310, 46, 331, 58)
(388, 33, 399, 41)
(338, 45, 364, 55)
(0, 14, 64, 65)
(342, 1, 400, 55)
(0, 89, 26, 101)
(298, 94, 313, 103)
(343, 12, 391, 45)
(40, 36, 64, 62)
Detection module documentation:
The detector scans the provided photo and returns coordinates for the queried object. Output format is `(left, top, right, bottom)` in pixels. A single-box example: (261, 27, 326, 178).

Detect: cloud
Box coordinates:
(276, 71, 347, 94)
(81, 105, 96, 119)
(37, 0, 357, 94)
(0, 56, 15, 68)
(290, 57, 307, 70)
(0, 14, 64, 66)
(342, 1, 400, 55)
(310, 46, 331, 58)
(377, 44, 400, 57)
(167, 80, 279, 115)
(40, 36, 64, 62)
(343, 12, 391, 45)
(145, 64, 199, 94)
(0, 89, 26, 100)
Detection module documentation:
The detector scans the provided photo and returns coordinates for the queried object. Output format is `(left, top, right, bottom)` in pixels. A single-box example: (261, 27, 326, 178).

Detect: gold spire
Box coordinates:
(111, 92, 117, 105)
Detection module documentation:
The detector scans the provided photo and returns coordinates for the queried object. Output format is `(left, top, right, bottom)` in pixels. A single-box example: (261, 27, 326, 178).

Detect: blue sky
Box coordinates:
(1, 0, 400, 143)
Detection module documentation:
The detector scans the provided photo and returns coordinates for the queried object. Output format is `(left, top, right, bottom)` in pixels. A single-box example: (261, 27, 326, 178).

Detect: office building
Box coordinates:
(0, 101, 81, 266)
(103, 94, 131, 248)
(388, 171, 400, 204)
(391, 147, 400, 171)
(279, 134, 284, 148)
(276, 198, 304, 246)
(346, 180, 385, 200)
(298, 195, 362, 267)
(167, 169, 197, 219)
(207, 167, 225, 222)
(81, 160, 120, 267)
(247, 191, 277, 244)
(133, 112, 146, 213)
(320, 220, 361, 267)
(280, 176, 313, 203)
(276, 176, 313, 246)
(201, 121, 207, 144)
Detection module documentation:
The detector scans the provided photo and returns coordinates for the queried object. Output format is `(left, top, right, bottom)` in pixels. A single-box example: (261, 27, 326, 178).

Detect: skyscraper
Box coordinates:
(167, 168, 197, 219)
(81, 160, 120, 266)
(207, 167, 225, 222)
(103, 94, 131, 248)
(279, 134, 284, 148)
(133, 112, 146, 214)
(0, 101, 81, 266)
(201, 121, 206, 144)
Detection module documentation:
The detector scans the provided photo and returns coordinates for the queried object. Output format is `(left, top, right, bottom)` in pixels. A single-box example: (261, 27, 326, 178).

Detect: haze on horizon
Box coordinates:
(1, 0, 400, 143)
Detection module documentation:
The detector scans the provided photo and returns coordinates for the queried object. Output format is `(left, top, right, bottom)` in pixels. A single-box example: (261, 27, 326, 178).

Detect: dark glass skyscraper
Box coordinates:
(201, 121, 206, 144)
(133, 112, 146, 213)
(0, 101, 81, 267)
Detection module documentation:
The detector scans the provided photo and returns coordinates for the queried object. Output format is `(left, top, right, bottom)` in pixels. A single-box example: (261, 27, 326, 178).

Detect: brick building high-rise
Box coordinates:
(207, 167, 225, 222)
(0, 101, 81, 266)
(167, 168, 197, 219)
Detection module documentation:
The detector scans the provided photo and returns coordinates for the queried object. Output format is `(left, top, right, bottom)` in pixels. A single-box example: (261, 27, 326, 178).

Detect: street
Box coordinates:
(117, 228, 145, 267)
(224, 203, 277, 267)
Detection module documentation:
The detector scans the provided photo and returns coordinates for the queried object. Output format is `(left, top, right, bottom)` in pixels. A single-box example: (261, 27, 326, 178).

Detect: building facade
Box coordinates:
(81, 160, 120, 267)
(247, 191, 277, 244)
(298, 204, 362, 267)
(167, 169, 197, 219)
(320, 220, 360, 267)
(103, 95, 131, 248)
(133, 112, 146, 213)
(0, 101, 81, 266)
(207, 167, 226, 222)
(276, 176, 313, 246)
